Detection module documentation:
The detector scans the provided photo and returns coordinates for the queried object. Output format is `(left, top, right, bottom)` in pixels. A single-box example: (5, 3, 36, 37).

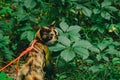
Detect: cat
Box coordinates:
(17, 21, 58, 80)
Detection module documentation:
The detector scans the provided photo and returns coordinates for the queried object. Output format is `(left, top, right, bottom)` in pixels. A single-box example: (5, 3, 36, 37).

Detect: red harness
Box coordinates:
(0, 39, 37, 76)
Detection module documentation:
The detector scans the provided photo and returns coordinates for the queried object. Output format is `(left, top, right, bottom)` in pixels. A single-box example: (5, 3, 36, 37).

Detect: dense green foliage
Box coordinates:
(0, 0, 120, 80)
(0, 72, 12, 80)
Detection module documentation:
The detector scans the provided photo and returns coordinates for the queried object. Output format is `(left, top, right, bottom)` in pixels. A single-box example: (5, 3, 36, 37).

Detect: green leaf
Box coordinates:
(56, 74, 67, 79)
(85, 59, 94, 64)
(58, 36, 71, 47)
(97, 43, 107, 51)
(76, 3, 92, 17)
(101, 11, 111, 20)
(2, 36, 10, 45)
(20, 31, 35, 42)
(24, 0, 36, 9)
(60, 49, 75, 62)
(0, 7, 13, 14)
(67, 25, 81, 41)
(101, 0, 111, 7)
(27, 31, 35, 42)
(0, 72, 6, 79)
(0, 72, 13, 80)
(92, 64, 104, 73)
(18, 26, 33, 31)
(67, 25, 81, 34)
(59, 75, 67, 79)
(113, 41, 120, 46)
(106, 47, 118, 55)
(91, 25, 98, 31)
(98, 27, 105, 33)
(93, 8, 100, 14)
(59, 21, 69, 32)
(89, 46, 100, 53)
(89, 65, 100, 73)
(69, 33, 80, 41)
(0, 34, 3, 38)
(102, 55, 109, 61)
(105, 6, 118, 11)
(74, 46, 89, 59)
(112, 58, 120, 65)
(82, 6, 92, 17)
(16, 11, 27, 22)
(96, 54, 101, 61)
(20, 31, 27, 40)
(29, 16, 38, 23)
(3, 47, 14, 60)
(73, 40, 92, 49)
(49, 43, 66, 52)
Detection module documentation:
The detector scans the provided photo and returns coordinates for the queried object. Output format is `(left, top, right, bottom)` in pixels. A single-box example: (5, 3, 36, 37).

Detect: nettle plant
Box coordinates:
(50, 21, 99, 62)
(50, 21, 120, 79)
(0, 34, 14, 61)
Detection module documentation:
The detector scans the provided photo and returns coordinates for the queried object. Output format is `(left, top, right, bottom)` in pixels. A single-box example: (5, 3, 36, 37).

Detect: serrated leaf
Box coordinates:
(24, 0, 36, 9)
(91, 25, 98, 31)
(98, 27, 105, 33)
(59, 21, 69, 32)
(18, 26, 32, 31)
(20, 31, 27, 40)
(2, 36, 10, 45)
(67, 25, 81, 32)
(101, 0, 111, 7)
(20, 31, 35, 42)
(3, 47, 14, 60)
(105, 6, 118, 11)
(112, 58, 120, 65)
(89, 65, 100, 73)
(102, 55, 109, 61)
(49, 43, 66, 52)
(96, 54, 101, 61)
(60, 49, 75, 62)
(82, 6, 92, 17)
(106, 47, 118, 55)
(97, 43, 107, 51)
(93, 8, 100, 14)
(27, 31, 35, 42)
(58, 36, 70, 47)
(74, 46, 89, 59)
(76, 3, 92, 18)
(89, 46, 100, 53)
(73, 40, 92, 49)
(16, 13, 27, 22)
(85, 59, 94, 64)
(69, 33, 80, 41)
(29, 16, 37, 23)
(101, 11, 111, 20)
(67, 25, 81, 34)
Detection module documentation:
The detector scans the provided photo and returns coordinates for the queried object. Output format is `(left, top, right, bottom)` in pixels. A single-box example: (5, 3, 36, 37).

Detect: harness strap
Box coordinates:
(0, 39, 37, 76)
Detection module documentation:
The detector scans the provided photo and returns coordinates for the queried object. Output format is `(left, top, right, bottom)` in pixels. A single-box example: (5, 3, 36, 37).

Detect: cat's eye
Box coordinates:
(50, 34, 54, 36)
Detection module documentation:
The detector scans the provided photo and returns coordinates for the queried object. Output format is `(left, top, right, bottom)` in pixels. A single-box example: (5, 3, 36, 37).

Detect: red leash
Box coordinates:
(0, 39, 37, 76)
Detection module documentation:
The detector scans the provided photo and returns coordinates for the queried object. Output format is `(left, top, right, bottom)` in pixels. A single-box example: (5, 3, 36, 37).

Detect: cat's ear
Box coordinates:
(49, 21, 55, 28)
(40, 26, 45, 30)
(36, 26, 45, 40)
(36, 29, 41, 40)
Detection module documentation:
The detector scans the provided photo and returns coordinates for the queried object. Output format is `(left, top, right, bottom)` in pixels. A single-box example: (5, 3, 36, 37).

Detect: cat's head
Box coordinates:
(36, 21, 58, 45)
